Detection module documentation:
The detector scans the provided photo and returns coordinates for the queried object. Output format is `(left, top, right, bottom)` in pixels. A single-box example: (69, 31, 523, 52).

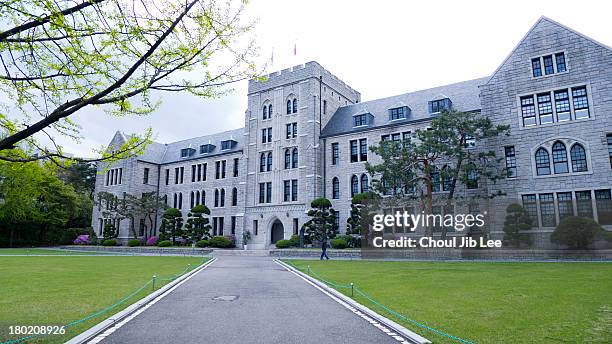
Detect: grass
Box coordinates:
(285, 260, 612, 344)
(0, 248, 108, 255)
(0, 255, 207, 343)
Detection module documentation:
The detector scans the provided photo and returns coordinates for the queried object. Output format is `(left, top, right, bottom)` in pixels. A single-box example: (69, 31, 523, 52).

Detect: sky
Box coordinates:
(55, 0, 612, 157)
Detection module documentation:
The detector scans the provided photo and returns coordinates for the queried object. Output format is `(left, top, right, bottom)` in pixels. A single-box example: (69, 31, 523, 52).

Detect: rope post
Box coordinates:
(350, 283, 354, 297)
(152, 275, 157, 291)
(307, 265, 311, 274)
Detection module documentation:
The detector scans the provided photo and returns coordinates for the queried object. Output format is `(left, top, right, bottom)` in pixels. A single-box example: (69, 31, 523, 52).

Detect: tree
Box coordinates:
(159, 208, 184, 245)
(502, 204, 532, 247)
(551, 217, 603, 250)
(0, 0, 261, 163)
(103, 223, 117, 240)
(302, 198, 337, 249)
(58, 162, 97, 200)
(131, 192, 168, 239)
(184, 204, 211, 243)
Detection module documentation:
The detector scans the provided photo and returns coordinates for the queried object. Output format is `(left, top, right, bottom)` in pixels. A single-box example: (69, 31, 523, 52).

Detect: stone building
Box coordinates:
(92, 17, 612, 248)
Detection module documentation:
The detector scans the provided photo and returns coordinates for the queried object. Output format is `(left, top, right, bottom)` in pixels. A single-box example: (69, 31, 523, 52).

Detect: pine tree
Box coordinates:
(184, 205, 212, 244)
(503, 203, 533, 247)
(159, 208, 184, 245)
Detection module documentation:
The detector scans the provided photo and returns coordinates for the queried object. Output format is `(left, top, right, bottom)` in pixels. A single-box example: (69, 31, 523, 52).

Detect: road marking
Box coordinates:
(275, 260, 415, 344)
(88, 258, 217, 343)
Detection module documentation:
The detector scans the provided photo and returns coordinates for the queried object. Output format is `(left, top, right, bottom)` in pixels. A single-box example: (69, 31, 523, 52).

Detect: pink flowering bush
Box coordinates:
(146, 236, 158, 246)
(74, 235, 90, 245)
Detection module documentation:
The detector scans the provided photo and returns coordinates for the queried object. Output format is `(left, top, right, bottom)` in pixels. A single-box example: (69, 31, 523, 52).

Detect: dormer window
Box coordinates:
(389, 106, 408, 121)
(200, 144, 215, 154)
(353, 114, 368, 127)
(221, 139, 236, 150)
(428, 98, 452, 114)
(181, 148, 195, 158)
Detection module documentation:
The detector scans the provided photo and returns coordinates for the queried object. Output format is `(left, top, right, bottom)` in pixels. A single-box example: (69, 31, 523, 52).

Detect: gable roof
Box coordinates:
(321, 77, 487, 138)
(485, 16, 612, 85)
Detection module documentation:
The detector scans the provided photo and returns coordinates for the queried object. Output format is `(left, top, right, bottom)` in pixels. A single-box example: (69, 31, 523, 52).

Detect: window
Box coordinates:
(557, 192, 573, 220)
(350, 140, 358, 163)
(292, 98, 298, 113)
(259, 182, 272, 203)
(543, 55, 554, 75)
(262, 128, 272, 143)
(595, 189, 612, 225)
(572, 86, 589, 119)
(353, 114, 367, 127)
(552, 142, 569, 174)
(323, 100, 327, 115)
(570, 144, 587, 172)
(190, 191, 195, 209)
(231, 216, 236, 235)
(505, 146, 517, 178)
(260, 153, 266, 172)
(284, 149, 291, 169)
(554, 90, 570, 122)
(220, 188, 225, 207)
(360, 174, 369, 193)
(253, 220, 258, 236)
(576, 191, 593, 218)
(291, 148, 298, 169)
(350, 175, 358, 197)
(428, 98, 451, 114)
(215, 161, 220, 179)
(331, 143, 339, 165)
(521, 96, 536, 126)
(233, 158, 239, 177)
(201, 190, 206, 205)
(165, 169, 169, 185)
(143, 168, 149, 184)
(389, 107, 406, 120)
(202, 163, 207, 181)
(537, 93, 553, 124)
(535, 148, 551, 176)
(293, 218, 299, 235)
(263, 105, 268, 120)
(268, 104, 273, 117)
(191, 165, 196, 182)
(466, 165, 478, 189)
(286, 100, 292, 114)
(232, 187, 238, 206)
(195, 191, 200, 205)
(522, 194, 538, 223)
(441, 166, 452, 191)
(173, 193, 178, 208)
(531, 58, 542, 77)
(181, 148, 194, 158)
(221, 140, 233, 150)
(540, 193, 556, 227)
(221, 160, 226, 178)
(291, 180, 298, 201)
(555, 52, 566, 73)
(285, 122, 297, 139)
(359, 138, 368, 162)
(283, 180, 291, 202)
(200, 144, 214, 154)
(266, 152, 272, 171)
(178, 192, 183, 209)
(214, 189, 219, 207)
(332, 177, 340, 199)
(607, 134, 612, 168)
(431, 168, 441, 193)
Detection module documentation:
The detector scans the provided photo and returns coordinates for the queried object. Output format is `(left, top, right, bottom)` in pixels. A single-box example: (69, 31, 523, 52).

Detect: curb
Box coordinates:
(274, 259, 430, 344)
(65, 258, 217, 344)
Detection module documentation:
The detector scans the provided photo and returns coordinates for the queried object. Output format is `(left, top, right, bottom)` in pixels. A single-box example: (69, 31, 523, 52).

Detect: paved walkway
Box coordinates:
(97, 256, 401, 344)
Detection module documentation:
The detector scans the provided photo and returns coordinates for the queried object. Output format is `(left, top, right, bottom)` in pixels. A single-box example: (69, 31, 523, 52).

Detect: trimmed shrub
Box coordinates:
(73, 234, 91, 245)
(331, 238, 348, 249)
(275, 239, 291, 249)
(289, 234, 300, 247)
(146, 236, 158, 246)
(127, 239, 141, 247)
(551, 216, 603, 249)
(195, 240, 209, 248)
(209, 236, 232, 248)
(102, 239, 117, 246)
(157, 240, 172, 247)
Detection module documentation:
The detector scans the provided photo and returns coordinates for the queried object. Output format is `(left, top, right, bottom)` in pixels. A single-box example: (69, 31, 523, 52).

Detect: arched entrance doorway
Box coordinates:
(271, 220, 284, 244)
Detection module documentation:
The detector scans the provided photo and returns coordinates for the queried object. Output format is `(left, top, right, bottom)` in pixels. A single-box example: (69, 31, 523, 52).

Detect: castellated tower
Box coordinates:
(243, 61, 360, 249)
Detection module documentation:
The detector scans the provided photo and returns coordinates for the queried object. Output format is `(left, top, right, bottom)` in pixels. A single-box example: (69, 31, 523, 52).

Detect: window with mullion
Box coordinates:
(359, 138, 368, 162)
(570, 144, 588, 172)
(537, 93, 553, 125)
(350, 140, 358, 163)
(554, 90, 571, 122)
(291, 180, 298, 201)
(283, 180, 290, 202)
(539, 193, 556, 227)
(505, 146, 517, 178)
(531, 58, 542, 77)
(331, 143, 339, 165)
(552, 142, 569, 174)
(572, 86, 589, 119)
(595, 189, 612, 225)
(555, 52, 566, 72)
(543, 55, 554, 75)
(535, 148, 551, 176)
(557, 192, 574, 220)
(521, 96, 536, 126)
(522, 194, 538, 224)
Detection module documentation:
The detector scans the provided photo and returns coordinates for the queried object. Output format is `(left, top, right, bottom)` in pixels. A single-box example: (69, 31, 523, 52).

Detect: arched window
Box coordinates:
(332, 177, 340, 199)
(260, 153, 266, 172)
(552, 141, 569, 174)
(266, 152, 272, 171)
(351, 175, 359, 197)
(291, 148, 298, 168)
(360, 174, 369, 193)
(262, 105, 268, 120)
(220, 188, 225, 207)
(284, 149, 291, 169)
(292, 98, 298, 113)
(442, 166, 452, 191)
(196, 190, 200, 205)
(214, 189, 219, 207)
(232, 187, 238, 206)
(190, 191, 194, 209)
(535, 148, 551, 175)
(466, 164, 478, 189)
(202, 190, 206, 205)
(430, 167, 441, 192)
(570, 143, 588, 172)
(268, 104, 273, 117)
(287, 99, 292, 114)
(178, 192, 183, 209)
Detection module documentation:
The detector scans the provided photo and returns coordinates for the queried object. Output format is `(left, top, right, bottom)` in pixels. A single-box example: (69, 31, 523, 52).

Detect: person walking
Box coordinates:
(320, 239, 330, 260)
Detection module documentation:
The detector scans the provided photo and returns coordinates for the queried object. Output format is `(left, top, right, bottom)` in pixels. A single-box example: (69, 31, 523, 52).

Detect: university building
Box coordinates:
(92, 17, 612, 248)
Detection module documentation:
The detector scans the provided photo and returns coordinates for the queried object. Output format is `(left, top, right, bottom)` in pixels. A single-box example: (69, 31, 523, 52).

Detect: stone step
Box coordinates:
(211, 249, 270, 257)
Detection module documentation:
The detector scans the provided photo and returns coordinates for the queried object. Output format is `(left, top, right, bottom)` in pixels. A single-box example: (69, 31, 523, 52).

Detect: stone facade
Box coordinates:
(92, 17, 612, 248)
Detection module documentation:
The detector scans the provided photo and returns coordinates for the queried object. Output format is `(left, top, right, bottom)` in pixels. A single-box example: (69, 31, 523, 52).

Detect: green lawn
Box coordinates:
(0, 255, 207, 343)
(0, 248, 107, 255)
(286, 260, 612, 344)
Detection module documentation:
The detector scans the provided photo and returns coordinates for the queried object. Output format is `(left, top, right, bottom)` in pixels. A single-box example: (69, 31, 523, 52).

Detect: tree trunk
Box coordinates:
(9, 227, 14, 248)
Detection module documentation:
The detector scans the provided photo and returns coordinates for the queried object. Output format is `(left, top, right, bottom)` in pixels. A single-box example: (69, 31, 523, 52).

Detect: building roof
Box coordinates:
(321, 77, 487, 138)
(135, 127, 245, 164)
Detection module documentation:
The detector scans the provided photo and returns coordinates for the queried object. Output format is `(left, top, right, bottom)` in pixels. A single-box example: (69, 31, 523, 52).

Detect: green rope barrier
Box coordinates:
(0, 261, 204, 344)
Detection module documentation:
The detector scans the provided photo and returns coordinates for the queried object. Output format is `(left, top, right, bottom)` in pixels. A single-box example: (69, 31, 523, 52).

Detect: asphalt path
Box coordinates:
(96, 256, 402, 344)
